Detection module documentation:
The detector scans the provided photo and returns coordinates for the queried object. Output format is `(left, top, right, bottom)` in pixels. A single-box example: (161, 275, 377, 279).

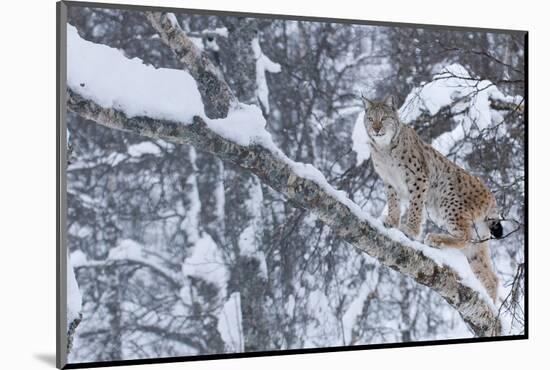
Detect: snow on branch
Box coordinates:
(66, 24, 502, 337)
(145, 11, 237, 119)
(251, 37, 281, 114)
(399, 64, 523, 126)
(67, 254, 82, 354)
(399, 63, 524, 158)
(187, 27, 229, 39)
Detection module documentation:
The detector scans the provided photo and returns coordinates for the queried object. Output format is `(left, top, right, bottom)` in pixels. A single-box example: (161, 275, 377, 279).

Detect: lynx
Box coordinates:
(362, 95, 503, 302)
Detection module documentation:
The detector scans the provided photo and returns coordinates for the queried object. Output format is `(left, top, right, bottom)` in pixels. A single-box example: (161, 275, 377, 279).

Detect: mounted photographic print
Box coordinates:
(56, 1, 528, 368)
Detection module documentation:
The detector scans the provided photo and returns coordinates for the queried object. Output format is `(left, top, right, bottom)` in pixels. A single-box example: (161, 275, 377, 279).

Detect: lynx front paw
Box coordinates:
(424, 233, 442, 248)
(400, 224, 421, 241)
(383, 216, 400, 229)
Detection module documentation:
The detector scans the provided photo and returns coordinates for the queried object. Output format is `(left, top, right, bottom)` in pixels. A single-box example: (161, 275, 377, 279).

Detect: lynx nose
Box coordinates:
(372, 122, 382, 133)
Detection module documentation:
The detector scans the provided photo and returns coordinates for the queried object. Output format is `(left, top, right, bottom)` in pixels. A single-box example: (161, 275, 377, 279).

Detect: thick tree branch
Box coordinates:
(67, 313, 82, 354)
(67, 88, 501, 337)
(489, 97, 525, 113)
(145, 11, 237, 118)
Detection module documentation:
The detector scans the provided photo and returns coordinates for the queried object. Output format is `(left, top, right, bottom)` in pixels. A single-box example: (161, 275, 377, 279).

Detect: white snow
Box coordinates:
(108, 239, 143, 260)
(189, 37, 204, 51)
(488, 88, 523, 106)
(246, 177, 264, 221)
(204, 37, 220, 52)
(238, 225, 257, 255)
(304, 289, 340, 346)
(217, 292, 244, 352)
(211, 27, 229, 38)
(238, 225, 268, 279)
(237, 179, 268, 279)
(187, 28, 228, 51)
(176, 147, 230, 298)
(67, 254, 82, 326)
(165, 13, 179, 28)
(127, 141, 162, 157)
(67, 25, 205, 122)
(182, 233, 229, 298)
(70, 249, 88, 267)
(342, 282, 373, 344)
(285, 293, 296, 316)
(289, 161, 362, 214)
(256, 251, 267, 280)
(252, 37, 281, 114)
(351, 110, 371, 165)
(400, 64, 472, 120)
(68, 27, 279, 150)
(214, 161, 226, 225)
(382, 226, 496, 310)
(180, 147, 201, 243)
(206, 103, 276, 147)
(399, 63, 522, 157)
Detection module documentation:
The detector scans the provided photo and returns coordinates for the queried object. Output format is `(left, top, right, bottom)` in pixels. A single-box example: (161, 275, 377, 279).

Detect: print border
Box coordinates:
(56, 1, 528, 368)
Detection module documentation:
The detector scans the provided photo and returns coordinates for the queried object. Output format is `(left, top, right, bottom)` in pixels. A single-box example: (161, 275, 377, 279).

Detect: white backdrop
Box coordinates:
(0, 0, 545, 369)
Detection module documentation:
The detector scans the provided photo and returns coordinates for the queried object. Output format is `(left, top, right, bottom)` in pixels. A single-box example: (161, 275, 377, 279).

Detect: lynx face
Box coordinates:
(363, 95, 400, 146)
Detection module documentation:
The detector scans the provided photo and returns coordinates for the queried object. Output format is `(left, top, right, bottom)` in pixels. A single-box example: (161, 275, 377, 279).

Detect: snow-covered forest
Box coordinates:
(64, 5, 525, 364)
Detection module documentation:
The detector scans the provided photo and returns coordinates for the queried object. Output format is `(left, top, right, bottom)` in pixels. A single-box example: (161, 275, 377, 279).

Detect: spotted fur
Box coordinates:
(363, 95, 500, 302)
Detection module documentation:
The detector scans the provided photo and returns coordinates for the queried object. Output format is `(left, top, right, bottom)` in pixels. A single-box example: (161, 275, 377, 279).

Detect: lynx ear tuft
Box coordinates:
(383, 94, 397, 111)
(361, 93, 373, 110)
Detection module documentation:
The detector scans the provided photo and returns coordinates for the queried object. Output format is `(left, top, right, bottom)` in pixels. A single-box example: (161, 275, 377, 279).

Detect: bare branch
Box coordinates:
(435, 41, 524, 76)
